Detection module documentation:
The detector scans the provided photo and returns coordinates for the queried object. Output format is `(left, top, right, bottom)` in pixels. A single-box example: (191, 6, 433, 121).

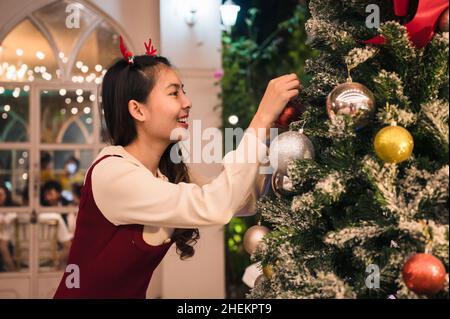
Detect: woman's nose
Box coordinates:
(182, 95, 192, 110)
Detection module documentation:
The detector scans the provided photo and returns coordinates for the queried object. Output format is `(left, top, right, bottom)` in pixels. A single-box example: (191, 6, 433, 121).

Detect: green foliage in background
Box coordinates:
(218, 3, 316, 298)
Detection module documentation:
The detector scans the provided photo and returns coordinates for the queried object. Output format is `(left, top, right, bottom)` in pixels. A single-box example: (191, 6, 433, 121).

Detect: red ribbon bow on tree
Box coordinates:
(363, 0, 449, 49)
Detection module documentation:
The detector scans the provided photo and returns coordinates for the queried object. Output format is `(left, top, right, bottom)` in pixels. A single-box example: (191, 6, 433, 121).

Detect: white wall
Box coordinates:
(160, 0, 222, 69)
(88, 0, 161, 55)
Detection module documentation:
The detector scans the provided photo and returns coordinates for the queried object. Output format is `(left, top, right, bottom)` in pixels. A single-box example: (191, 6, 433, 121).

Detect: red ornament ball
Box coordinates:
(402, 253, 446, 295)
(274, 98, 302, 129)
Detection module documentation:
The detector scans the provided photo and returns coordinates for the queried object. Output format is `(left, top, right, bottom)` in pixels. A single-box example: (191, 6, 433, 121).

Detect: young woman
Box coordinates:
(53, 37, 300, 298)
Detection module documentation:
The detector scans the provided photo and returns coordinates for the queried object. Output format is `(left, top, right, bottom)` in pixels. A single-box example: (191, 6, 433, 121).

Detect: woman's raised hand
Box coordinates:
(248, 74, 300, 140)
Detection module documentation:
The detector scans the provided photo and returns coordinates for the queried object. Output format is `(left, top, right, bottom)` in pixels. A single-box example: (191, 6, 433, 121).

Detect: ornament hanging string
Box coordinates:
(298, 118, 308, 134)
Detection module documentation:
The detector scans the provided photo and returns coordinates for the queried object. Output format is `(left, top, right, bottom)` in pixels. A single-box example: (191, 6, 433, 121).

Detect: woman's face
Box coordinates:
(139, 67, 192, 142)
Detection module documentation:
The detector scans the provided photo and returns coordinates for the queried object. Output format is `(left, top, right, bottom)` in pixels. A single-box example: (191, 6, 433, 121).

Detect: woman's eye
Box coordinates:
(170, 90, 186, 96)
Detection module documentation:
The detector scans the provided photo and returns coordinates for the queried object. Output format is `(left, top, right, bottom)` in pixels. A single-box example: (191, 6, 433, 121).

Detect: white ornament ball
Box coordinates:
(243, 225, 270, 255)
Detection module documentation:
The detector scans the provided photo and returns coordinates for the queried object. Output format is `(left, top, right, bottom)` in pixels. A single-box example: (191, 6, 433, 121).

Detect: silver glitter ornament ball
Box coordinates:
(269, 130, 315, 175)
(326, 81, 375, 129)
(243, 225, 270, 255)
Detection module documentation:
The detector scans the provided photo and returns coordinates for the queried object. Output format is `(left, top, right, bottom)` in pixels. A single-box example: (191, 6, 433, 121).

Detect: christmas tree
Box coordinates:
(247, 0, 449, 299)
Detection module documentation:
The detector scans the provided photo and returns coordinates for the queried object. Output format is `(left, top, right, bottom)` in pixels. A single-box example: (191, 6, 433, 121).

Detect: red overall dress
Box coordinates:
(54, 155, 173, 298)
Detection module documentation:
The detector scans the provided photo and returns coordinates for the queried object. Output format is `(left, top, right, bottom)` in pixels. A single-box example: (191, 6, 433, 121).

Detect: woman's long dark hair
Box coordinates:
(102, 54, 199, 260)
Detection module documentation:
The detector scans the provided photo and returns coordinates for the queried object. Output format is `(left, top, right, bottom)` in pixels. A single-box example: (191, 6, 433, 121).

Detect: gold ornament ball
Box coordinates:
(374, 125, 414, 163)
(439, 8, 449, 32)
(263, 265, 274, 279)
(243, 225, 270, 255)
(326, 82, 376, 129)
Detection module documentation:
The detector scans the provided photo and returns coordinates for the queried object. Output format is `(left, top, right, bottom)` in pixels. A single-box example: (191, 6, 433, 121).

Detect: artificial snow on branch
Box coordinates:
(420, 100, 449, 147)
(324, 223, 386, 249)
(345, 46, 378, 72)
(380, 21, 417, 63)
(373, 70, 410, 108)
(305, 18, 356, 52)
(376, 103, 417, 127)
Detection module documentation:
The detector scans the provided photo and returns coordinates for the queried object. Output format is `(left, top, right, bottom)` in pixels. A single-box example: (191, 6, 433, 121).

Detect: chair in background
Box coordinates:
(14, 217, 59, 270)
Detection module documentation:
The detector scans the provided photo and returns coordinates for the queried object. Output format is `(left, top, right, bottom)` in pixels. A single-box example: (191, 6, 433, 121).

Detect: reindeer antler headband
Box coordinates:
(119, 35, 158, 64)
(144, 38, 157, 56)
(119, 35, 134, 64)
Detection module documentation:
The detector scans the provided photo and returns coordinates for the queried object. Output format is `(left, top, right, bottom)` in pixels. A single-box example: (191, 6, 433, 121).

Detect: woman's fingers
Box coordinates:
(254, 73, 301, 125)
(287, 88, 300, 99)
(280, 73, 298, 81)
(270, 76, 300, 92)
(271, 73, 298, 85)
(277, 75, 301, 92)
(283, 79, 301, 90)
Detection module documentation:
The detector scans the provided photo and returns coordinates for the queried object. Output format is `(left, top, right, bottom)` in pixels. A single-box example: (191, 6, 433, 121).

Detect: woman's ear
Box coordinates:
(128, 100, 146, 122)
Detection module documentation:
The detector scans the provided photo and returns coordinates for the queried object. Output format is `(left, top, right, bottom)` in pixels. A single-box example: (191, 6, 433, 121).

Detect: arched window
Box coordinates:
(0, 0, 127, 209)
(0, 0, 125, 143)
(0, 0, 123, 82)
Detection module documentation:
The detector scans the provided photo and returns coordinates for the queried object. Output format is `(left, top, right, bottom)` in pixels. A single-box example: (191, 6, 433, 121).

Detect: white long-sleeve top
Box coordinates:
(90, 129, 270, 245)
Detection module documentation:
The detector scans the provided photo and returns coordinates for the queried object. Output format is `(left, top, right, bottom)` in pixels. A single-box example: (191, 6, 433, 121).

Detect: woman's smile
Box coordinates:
(176, 115, 189, 129)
